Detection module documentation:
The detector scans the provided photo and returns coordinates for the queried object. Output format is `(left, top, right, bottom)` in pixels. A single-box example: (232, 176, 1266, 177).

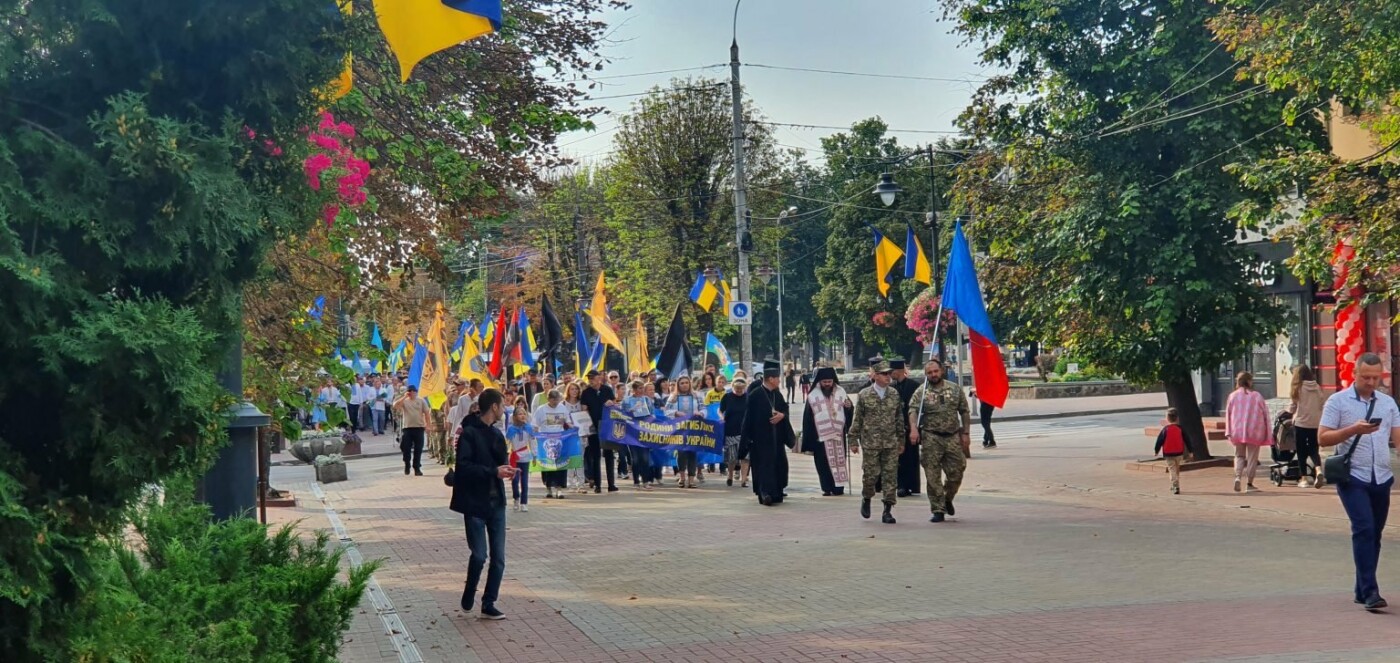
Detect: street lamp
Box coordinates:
(873, 173, 903, 207)
(775, 206, 797, 365)
(870, 146, 942, 293)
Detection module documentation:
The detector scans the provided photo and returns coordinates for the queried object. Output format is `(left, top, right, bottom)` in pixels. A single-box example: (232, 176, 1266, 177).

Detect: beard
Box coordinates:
(927, 376, 943, 386)
(820, 384, 835, 396)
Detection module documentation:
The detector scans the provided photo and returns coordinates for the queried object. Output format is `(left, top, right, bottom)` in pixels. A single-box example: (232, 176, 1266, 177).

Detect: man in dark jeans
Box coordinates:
(451, 388, 514, 620)
(580, 370, 618, 493)
(393, 384, 431, 476)
(1319, 352, 1400, 612)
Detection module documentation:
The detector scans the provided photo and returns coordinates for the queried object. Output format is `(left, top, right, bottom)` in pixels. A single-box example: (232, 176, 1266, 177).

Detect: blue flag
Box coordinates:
(518, 307, 537, 367)
(308, 295, 325, 322)
(573, 311, 591, 374)
(406, 340, 428, 388)
(370, 323, 383, 350)
(529, 428, 583, 472)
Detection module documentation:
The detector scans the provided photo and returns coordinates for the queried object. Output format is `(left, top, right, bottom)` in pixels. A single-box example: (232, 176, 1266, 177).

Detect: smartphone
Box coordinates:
(1369, 418, 1384, 426)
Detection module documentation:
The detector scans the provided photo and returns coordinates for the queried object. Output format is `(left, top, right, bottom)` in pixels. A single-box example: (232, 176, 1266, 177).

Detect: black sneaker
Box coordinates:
(460, 585, 474, 612)
(1365, 595, 1388, 611)
(404, 466, 410, 475)
(930, 513, 946, 523)
(414, 468, 423, 476)
(945, 498, 955, 517)
(860, 498, 871, 519)
(607, 486, 619, 493)
(480, 605, 506, 620)
(896, 489, 911, 498)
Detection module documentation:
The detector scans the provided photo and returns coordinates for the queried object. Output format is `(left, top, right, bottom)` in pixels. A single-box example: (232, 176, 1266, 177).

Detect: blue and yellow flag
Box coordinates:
(871, 226, 905, 297)
(689, 271, 720, 311)
(716, 271, 733, 310)
(704, 333, 736, 379)
(904, 224, 932, 286)
(374, 0, 503, 82)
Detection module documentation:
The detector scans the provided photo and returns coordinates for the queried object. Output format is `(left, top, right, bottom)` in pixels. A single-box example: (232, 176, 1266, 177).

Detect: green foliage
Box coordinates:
(944, 0, 1323, 388)
(0, 0, 347, 655)
(1212, 0, 1400, 305)
(813, 120, 962, 359)
(65, 486, 374, 662)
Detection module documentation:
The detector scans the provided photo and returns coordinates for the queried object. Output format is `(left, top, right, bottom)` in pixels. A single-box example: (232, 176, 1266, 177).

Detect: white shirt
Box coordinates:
(349, 384, 369, 405)
(319, 386, 343, 406)
(872, 384, 888, 399)
(372, 386, 390, 411)
(533, 403, 572, 431)
(1321, 386, 1400, 484)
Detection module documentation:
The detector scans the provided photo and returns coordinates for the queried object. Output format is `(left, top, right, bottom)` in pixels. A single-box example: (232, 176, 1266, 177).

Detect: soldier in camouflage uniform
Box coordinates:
(849, 359, 906, 524)
(909, 359, 972, 522)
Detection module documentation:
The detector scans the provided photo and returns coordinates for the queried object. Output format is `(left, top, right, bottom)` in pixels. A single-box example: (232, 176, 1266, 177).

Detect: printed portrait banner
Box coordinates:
(601, 407, 725, 454)
(529, 428, 583, 472)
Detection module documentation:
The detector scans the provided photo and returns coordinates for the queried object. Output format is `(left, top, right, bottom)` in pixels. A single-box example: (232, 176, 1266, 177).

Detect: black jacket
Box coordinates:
(450, 413, 508, 518)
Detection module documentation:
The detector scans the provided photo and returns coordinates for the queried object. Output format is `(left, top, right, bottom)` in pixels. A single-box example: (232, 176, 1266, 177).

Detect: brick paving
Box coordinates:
(267, 411, 1400, 663)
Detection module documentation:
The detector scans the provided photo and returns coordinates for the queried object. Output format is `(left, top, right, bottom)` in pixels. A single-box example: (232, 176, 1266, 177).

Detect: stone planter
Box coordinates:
(290, 435, 345, 464)
(314, 459, 347, 483)
(342, 438, 362, 456)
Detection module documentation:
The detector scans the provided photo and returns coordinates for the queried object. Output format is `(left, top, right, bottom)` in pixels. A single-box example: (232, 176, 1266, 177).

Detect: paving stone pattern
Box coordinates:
(268, 411, 1400, 662)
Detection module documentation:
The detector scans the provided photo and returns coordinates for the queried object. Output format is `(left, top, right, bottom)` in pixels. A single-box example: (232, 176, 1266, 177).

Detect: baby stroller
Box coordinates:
(1269, 410, 1300, 486)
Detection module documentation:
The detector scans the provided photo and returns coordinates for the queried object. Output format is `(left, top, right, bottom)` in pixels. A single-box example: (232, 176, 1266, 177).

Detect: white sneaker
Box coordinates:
(1233, 479, 1241, 493)
(521, 504, 528, 512)
(512, 500, 519, 511)
(1297, 479, 1311, 488)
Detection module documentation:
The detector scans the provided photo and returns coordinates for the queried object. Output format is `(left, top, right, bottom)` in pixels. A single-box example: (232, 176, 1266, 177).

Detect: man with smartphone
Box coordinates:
(1319, 353, 1400, 612)
(449, 388, 515, 620)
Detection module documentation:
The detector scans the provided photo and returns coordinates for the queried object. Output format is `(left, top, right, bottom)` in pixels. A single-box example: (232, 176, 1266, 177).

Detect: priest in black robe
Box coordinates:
(742, 360, 795, 506)
(800, 367, 853, 496)
(889, 358, 922, 497)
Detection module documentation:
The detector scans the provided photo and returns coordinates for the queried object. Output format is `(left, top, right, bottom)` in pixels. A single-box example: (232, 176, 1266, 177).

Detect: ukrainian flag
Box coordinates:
(871, 226, 905, 297)
(689, 271, 719, 312)
(374, 0, 502, 82)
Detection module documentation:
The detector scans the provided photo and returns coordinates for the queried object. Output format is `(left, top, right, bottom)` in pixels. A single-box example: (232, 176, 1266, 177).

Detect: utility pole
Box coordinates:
(480, 240, 488, 321)
(729, 12, 753, 372)
(573, 210, 587, 296)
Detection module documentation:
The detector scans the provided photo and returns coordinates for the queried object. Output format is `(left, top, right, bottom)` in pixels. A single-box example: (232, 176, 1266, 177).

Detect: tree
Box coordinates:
(597, 79, 786, 347)
(813, 119, 962, 364)
(1211, 1, 1400, 304)
(0, 0, 358, 656)
(943, 0, 1325, 458)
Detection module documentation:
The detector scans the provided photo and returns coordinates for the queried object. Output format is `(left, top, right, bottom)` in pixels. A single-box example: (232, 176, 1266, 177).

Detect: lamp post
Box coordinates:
(775, 206, 796, 366)
(872, 144, 942, 292)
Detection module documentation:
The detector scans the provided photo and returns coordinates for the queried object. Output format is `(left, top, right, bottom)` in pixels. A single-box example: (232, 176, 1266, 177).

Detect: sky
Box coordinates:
(555, 0, 995, 164)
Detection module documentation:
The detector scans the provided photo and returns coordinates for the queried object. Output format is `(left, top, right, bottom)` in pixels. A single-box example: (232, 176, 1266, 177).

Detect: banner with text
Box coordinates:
(601, 407, 725, 455)
(529, 428, 583, 472)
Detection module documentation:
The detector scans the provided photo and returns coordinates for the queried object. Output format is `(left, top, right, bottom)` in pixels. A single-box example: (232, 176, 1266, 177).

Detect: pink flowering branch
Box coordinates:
(303, 111, 370, 227)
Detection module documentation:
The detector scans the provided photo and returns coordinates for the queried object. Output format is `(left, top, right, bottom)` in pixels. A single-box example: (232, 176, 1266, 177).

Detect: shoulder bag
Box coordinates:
(1322, 399, 1376, 487)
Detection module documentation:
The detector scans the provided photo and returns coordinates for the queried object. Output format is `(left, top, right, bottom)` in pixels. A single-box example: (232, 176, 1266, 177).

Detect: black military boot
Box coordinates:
(881, 503, 896, 524)
(945, 497, 955, 517)
(860, 498, 871, 519)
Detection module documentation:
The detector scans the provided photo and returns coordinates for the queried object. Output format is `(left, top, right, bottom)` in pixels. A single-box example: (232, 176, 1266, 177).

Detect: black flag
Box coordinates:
(538, 294, 565, 370)
(655, 303, 693, 379)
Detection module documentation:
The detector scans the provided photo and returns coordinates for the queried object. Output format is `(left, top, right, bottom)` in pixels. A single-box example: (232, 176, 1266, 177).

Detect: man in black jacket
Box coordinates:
(580, 370, 618, 493)
(450, 388, 515, 620)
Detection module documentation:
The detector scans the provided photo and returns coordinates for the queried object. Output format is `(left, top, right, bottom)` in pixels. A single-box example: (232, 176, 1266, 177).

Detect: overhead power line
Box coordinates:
(757, 120, 962, 135)
(743, 63, 986, 85)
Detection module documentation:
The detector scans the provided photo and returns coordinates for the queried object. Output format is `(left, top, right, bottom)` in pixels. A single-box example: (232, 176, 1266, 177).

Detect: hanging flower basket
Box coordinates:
(904, 289, 956, 344)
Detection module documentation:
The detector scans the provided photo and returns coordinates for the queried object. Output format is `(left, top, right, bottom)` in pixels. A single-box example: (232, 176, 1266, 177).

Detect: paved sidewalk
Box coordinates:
(268, 410, 1400, 663)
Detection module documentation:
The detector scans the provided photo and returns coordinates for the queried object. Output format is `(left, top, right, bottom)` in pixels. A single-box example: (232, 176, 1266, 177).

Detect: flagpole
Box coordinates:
(916, 300, 946, 427)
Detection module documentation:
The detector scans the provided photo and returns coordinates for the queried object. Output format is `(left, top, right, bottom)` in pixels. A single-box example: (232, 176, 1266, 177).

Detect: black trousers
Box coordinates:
(980, 401, 996, 445)
(400, 427, 425, 470)
(896, 443, 921, 493)
(584, 436, 616, 490)
(347, 403, 362, 431)
(1295, 426, 1320, 478)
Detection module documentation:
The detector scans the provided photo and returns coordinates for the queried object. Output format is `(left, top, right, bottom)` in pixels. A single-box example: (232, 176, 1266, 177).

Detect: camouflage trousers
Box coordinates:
(922, 433, 966, 514)
(860, 446, 900, 505)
